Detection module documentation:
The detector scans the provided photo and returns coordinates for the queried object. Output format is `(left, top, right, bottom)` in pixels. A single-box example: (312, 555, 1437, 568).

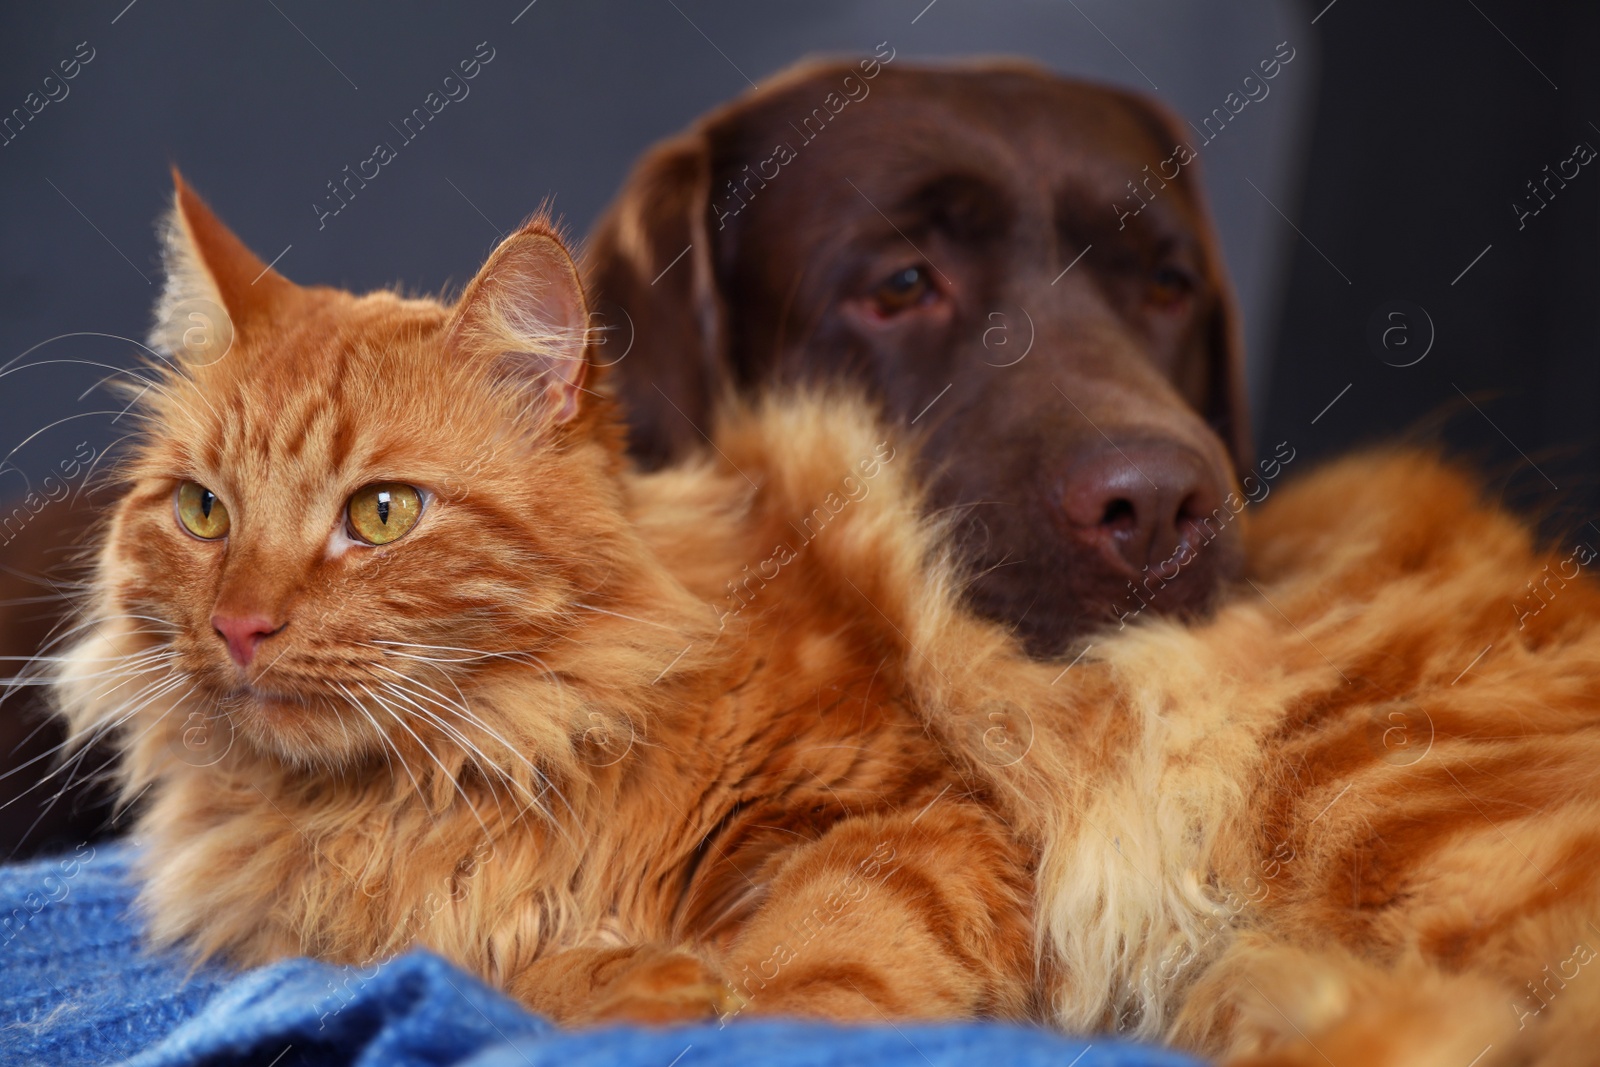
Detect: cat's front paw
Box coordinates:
(583, 946, 745, 1026)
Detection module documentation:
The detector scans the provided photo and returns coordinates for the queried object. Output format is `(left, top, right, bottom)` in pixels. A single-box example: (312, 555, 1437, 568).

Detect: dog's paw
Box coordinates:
(582, 946, 745, 1026)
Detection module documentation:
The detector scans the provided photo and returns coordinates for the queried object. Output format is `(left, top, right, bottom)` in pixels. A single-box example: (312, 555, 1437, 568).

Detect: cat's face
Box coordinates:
(89, 178, 609, 770)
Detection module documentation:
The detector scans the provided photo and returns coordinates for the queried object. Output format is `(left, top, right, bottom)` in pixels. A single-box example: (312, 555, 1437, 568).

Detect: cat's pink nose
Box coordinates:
(211, 613, 285, 668)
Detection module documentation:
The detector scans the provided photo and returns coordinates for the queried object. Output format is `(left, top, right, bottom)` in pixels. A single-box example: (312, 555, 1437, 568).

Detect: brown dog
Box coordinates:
(0, 59, 1245, 855)
(590, 58, 1248, 655)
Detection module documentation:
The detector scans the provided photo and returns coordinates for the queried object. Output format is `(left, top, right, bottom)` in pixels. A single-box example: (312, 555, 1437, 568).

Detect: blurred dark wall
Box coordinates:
(0, 0, 1310, 495)
(1260, 0, 1600, 535)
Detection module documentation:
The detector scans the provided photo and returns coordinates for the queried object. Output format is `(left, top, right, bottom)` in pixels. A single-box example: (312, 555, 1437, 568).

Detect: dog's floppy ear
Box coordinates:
(1118, 94, 1252, 471)
(584, 132, 726, 469)
(1201, 237, 1251, 471)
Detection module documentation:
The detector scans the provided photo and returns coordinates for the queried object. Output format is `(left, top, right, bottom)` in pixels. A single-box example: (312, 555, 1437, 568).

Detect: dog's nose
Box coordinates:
(1059, 442, 1226, 577)
(212, 613, 285, 668)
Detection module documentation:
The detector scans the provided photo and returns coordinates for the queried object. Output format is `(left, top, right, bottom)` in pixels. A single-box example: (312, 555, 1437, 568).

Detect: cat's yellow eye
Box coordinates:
(346, 483, 424, 546)
(175, 481, 230, 540)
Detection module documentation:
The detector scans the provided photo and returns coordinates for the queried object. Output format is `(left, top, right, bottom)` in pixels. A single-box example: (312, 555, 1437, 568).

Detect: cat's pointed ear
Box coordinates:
(447, 219, 590, 424)
(154, 169, 296, 360)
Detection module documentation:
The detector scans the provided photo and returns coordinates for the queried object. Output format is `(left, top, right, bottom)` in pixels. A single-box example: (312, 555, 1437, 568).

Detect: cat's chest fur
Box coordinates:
(125, 468, 969, 992)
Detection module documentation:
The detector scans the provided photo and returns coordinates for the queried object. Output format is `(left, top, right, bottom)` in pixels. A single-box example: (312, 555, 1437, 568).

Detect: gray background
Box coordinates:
(1, 0, 1596, 534)
(1, 0, 1312, 494)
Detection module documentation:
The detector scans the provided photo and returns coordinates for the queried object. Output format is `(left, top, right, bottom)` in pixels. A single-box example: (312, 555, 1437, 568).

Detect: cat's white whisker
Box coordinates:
(334, 682, 432, 821)
(374, 679, 554, 826)
(375, 679, 528, 788)
(64, 669, 185, 749)
(321, 687, 387, 775)
(2, 673, 190, 816)
(73, 427, 142, 496)
(0, 655, 177, 773)
(330, 691, 354, 750)
(369, 664, 550, 783)
(333, 684, 407, 781)
(0, 331, 169, 378)
(366, 639, 534, 666)
(372, 675, 579, 845)
(48, 680, 205, 823)
(571, 602, 679, 632)
(6, 650, 174, 680)
(374, 681, 498, 773)
(363, 684, 499, 837)
(0, 396, 170, 476)
(369, 701, 457, 828)
(36, 614, 181, 654)
(83, 671, 190, 746)
(0, 647, 171, 666)
(1, 648, 174, 713)
(76, 656, 184, 708)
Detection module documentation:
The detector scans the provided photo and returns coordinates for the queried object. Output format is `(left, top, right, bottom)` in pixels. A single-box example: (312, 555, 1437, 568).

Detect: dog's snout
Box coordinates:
(1060, 442, 1226, 577)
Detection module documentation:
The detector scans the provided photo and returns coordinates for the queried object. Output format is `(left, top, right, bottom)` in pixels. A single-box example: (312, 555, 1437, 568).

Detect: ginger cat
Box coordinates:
(50, 177, 1038, 1026)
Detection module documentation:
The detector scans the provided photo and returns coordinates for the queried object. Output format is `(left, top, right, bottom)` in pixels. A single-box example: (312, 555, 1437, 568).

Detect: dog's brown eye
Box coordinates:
(1148, 266, 1194, 308)
(874, 266, 933, 315)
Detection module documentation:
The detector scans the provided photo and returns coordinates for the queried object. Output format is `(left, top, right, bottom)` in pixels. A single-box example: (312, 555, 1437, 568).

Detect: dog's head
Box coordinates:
(587, 60, 1247, 655)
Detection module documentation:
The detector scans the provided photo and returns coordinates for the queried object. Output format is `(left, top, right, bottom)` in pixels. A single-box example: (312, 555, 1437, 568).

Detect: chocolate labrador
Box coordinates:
(0, 58, 1245, 856)
(588, 58, 1247, 655)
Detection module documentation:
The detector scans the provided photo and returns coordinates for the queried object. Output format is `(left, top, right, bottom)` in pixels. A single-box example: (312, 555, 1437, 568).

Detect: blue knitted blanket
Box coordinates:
(0, 843, 1202, 1066)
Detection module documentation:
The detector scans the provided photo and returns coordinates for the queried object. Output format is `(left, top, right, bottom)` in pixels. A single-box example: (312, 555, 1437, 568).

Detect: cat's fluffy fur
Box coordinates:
(51, 178, 1037, 1026)
(820, 432, 1600, 1065)
(48, 176, 1600, 1062)
(712, 417, 1600, 1063)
